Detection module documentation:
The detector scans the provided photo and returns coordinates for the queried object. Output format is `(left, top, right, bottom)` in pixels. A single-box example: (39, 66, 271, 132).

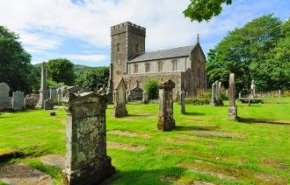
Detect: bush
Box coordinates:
(185, 92, 211, 105)
(142, 78, 159, 99)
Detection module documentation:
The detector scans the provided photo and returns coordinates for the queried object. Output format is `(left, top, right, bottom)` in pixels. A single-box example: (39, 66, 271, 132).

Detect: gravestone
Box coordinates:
(180, 90, 186, 114)
(12, 91, 25, 111)
(157, 80, 175, 131)
(113, 78, 128, 117)
(57, 89, 62, 102)
(38, 62, 49, 108)
(63, 92, 115, 185)
(216, 81, 223, 105)
(210, 83, 217, 106)
(0, 82, 11, 111)
(142, 91, 149, 104)
(250, 80, 256, 98)
(127, 81, 143, 101)
(50, 87, 58, 102)
(228, 73, 237, 120)
(44, 99, 54, 110)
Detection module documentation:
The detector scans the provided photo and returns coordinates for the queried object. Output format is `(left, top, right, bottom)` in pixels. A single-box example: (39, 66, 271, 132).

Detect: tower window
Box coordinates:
(134, 64, 138, 73)
(172, 59, 177, 71)
(135, 43, 139, 53)
(158, 61, 163, 72)
(145, 63, 150, 73)
(116, 43, 120, 52)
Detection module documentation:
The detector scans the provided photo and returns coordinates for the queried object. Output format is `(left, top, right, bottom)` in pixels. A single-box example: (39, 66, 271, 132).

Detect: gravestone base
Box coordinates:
(63, 156, 115, 185)
(113, 104, 128, 117)
(228, 106, 237, 120)
(157, 115, 175, 131)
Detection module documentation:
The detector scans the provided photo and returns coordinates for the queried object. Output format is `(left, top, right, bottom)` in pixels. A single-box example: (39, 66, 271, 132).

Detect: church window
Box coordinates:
(158, 61, 163, 72)
(145, 63, 150, 73)
(135, 42, 139, 53)
(134, 64, 138, 73)
(116, 43, 120, 52)
(172, 59, 177, 71)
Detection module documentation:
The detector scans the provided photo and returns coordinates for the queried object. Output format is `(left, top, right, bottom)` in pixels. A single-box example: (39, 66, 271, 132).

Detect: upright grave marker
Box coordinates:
(12, 91, 25, 111)
(63, 93, 115, 185)
(38, 62, 49, 108)
(0, 82, 10, 110)
(142, 91, 149, 104)
(50, 87, 58, 102)
(157, 80, 176, 131)
(113, 78, 128, 117)
(228, 73, 237, 120)
(180, 90, 186, 114)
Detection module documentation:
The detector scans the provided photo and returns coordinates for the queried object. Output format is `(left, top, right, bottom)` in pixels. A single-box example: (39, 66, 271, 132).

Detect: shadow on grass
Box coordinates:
(238, 117, 290, 125)
(100, 167, 186, 185)
(127, 114, 154, 118)
(175, 125, 218, 131)
(183, 112, 205, 116)
(0, 151, 26, 163)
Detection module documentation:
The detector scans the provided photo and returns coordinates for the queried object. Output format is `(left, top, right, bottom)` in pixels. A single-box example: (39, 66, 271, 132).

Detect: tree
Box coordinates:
(47, 58, 75, 86)
(142, 78, 159, 99)
(0, 26, 36, 93)
(184, 0, 232, 22)
(75, 67, 109, 91)
(206, 15, 283, 93)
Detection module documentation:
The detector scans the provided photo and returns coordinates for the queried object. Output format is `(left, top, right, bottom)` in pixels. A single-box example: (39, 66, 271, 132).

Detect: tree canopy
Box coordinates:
(0, 26, 37, 93)
(184, 0, 232, 22)
(206, 15, 290, 93)
(47, 58, 75, 86)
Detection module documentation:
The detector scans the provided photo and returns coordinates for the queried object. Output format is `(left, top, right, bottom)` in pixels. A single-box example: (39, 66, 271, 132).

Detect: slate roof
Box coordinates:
(128, 44, 197, 63)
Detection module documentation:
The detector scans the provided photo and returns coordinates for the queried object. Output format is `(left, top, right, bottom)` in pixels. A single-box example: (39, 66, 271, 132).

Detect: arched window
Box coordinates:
(172, 59, 177, 71)
(145, 63, 150, 73)
(158, 61, 163, 72)
(134, 64, 138, 73)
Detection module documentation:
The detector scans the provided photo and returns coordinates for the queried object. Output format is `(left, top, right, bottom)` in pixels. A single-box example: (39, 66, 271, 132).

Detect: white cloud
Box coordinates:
(0, 0, 289, 65)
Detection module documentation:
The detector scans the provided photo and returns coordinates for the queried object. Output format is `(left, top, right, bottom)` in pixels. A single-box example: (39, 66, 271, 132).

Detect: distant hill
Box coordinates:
(33, 63, 106, 73)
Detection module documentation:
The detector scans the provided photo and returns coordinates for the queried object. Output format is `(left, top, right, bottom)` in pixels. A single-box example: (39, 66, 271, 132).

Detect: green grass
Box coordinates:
(1, 97, 290, 184)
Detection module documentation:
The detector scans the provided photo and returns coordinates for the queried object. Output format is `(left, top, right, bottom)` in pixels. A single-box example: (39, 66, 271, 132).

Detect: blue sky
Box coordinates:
(0, 0, 289, 67)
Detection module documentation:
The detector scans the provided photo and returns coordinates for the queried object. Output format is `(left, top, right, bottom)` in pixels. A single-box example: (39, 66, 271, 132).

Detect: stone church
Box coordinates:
(109, 21, 207, 97)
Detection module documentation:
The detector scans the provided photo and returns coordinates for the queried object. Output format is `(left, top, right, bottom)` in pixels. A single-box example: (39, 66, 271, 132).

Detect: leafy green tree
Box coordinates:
(75, 67, 109, 91)
(47, 58, 75, 85)
(207, 15, 283, 93)
(184, 0, 232, 22)
(0, 26, 36, 93)
(142, 78, 159, 99)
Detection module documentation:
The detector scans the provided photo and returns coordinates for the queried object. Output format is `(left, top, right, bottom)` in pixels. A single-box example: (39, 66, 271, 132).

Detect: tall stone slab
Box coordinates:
(12, 91, 25, 111)
(57, 89, 62, 102)
(228, 73, 237, 120)
(63, 93, 115, 185)
(0, 82, 10, 110)
(157, 80, 176, 131)
(250, 80, 256, 98)
(142, 91, 149, 104)
(210, 83, 217, 106)
(180, 90, 186, 114)
(50, 87, 58, 102)
(113, 78, 128, 117)
(38, 62, 49, 108)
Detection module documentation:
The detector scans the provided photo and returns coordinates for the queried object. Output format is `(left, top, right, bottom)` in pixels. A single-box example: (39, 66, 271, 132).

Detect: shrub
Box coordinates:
(142, 78, 159, 99)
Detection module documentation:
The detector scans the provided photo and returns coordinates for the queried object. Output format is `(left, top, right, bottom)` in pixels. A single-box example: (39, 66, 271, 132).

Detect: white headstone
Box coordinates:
(12, 91, 25, 110)
(0, 82, 11, 110)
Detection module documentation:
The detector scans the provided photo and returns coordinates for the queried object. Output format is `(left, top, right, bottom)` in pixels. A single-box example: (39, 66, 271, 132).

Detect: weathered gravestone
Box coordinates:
(57, 89, 62, 102)
(210, 83, 217, 106)
(12, 91, 25, 111)
(210, 81, 223, 106)
(157, 80, 176, 131)
(113, 78, 128, 117)
(38, 62, 49, 108)
(0, 82, 11, 111)
(44, 99, 54, 110)
(180, 90, 186, 114)
(127, 81, 143, 101)
(250, 79, 256, 98)
(50, 87, 58, 102)
(63, 93, 115, 185)
(228, 73, 237, 120)
(142, 91, 149, 104)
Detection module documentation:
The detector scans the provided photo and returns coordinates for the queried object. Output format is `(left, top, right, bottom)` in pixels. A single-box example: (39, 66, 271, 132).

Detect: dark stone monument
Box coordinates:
(38, 62, 49, 108)
(228, 73, 237, 120)
(0, 82, 11, 111)
(44, 99, 54, 110)
(180, 90, 186, 114)
(63, 92, 115, 185)
(157, 80, 175, 131)
(127, 81, 143, 101)
(113, 78, 128, 117)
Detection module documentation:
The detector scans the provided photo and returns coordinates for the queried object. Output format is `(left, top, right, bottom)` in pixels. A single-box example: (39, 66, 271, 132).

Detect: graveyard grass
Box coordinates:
(0, 97, 290, 185)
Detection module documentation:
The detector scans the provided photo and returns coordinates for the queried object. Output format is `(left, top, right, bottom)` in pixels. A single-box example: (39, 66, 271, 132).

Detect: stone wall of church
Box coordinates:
(127, 56, 191, 74)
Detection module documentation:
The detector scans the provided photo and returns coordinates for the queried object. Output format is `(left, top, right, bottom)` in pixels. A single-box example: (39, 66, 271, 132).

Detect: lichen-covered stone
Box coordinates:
(113, 78, 128, 117)
(180, 90, 186, 114)
(228, 73, 237, 120)
(12, 91, 25, 111)
(44, 99, 54, 110)
(157, 80, 176, 131)
(63, 92, 115, 185)
(0, 82, 11, 111)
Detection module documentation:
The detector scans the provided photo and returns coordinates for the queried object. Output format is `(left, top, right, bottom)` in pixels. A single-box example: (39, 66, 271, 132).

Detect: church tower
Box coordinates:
(110, 22, 146, 88)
